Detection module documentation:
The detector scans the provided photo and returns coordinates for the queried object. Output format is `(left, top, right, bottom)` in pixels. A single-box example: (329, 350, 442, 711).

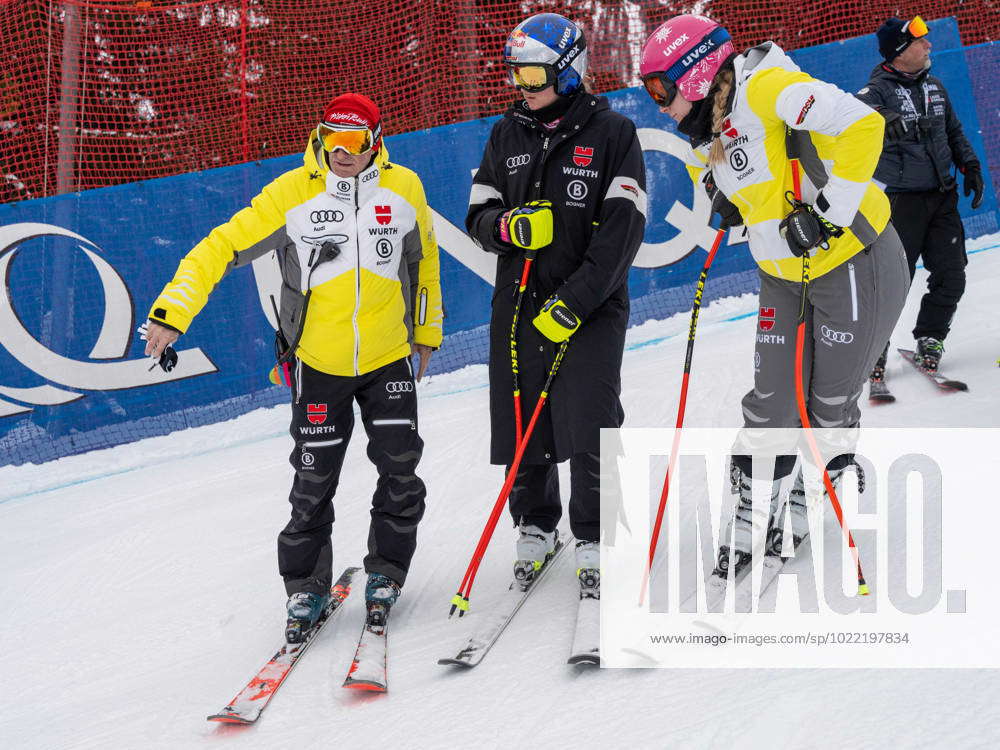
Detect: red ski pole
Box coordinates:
(450, 341, 569, 617)
(789, 159, 869, 596)
(639, 227, 726, 606)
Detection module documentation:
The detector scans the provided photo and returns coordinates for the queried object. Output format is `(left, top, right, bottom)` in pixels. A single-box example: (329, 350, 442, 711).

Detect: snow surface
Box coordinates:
(2, 238, 999, 748)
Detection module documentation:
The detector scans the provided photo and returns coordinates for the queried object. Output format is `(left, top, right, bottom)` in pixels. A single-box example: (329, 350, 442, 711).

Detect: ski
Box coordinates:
(207, 566, 361, 725)
(679, 553, 785, 619)
(567, 595, 600, 665)
(439, 536, 569, 668)
(898, 348, 968, 392)
(868, 378, 895, 404)
(343, 612, 389, 692)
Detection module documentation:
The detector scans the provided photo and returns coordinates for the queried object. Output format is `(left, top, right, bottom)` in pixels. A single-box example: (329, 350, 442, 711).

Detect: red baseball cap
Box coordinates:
(321, 93, 383, 153)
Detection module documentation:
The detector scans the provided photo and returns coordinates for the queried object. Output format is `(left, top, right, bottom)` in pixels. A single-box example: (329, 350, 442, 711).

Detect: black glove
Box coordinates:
(961, 162, 984, 210)
(778, 195, 844, 256)
(876, 107, 909, 141)
(703, 171, 743, 230)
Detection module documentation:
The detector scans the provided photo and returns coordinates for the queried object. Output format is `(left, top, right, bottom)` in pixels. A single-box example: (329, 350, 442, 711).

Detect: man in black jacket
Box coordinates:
(857, 16, 984, 385)
(466, 13, 645, 595)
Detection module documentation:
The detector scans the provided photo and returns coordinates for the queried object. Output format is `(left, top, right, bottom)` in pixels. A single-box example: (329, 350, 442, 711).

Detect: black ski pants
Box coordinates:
(889, 187, 967, 341)
(507, 452, 600, 543)
(279, 357, 426, 596)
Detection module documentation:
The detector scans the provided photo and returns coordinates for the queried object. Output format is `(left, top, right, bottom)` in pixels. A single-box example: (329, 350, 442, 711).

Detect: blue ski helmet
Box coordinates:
(503, 13, 588, 97)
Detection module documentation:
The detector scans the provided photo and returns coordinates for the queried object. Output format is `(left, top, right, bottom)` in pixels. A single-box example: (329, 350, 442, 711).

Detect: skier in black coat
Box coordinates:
(856, 16, 985, 387)
(465, 13, 646, 590)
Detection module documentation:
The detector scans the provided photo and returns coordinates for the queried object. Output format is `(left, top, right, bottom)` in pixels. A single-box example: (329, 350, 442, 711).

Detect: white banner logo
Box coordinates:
(0, 223, 217, 418)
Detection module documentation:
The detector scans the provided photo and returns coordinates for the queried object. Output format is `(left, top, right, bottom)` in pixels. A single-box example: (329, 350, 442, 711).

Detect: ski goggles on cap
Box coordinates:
(316, 123, 374, 155)
(904, 15, 929, 38)
(508, 64, 557, 92)
(641, 72, 678, 108)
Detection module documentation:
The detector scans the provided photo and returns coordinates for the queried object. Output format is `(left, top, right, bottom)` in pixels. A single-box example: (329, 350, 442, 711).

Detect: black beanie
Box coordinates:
(877, 17, 913, 61)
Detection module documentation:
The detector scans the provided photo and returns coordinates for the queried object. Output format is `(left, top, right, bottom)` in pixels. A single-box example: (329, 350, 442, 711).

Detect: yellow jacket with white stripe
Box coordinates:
(148, 136, 443, 377)
(684, 42, 890, 280)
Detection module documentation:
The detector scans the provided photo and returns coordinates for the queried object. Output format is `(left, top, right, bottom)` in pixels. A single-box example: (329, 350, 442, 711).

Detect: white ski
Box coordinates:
(439, 537, 570, 668)
(567, 595, 600, 665)
(343, 615, 389, 692)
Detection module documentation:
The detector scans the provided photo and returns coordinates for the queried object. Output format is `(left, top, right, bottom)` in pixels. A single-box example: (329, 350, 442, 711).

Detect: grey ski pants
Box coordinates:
(736, 223, 909, 479)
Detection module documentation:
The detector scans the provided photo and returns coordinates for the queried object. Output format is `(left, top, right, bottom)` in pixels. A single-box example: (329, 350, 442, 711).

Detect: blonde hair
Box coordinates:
(707, 68, 735, 165)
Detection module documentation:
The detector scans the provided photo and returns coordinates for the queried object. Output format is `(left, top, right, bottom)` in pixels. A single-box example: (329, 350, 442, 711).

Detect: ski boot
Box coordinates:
(364, 573, 400, 632)
(285, 591, 330, 643)
(713, 462, 782, 581)
(766, 461, 866, 557)
(513, 522, 557, 589)
(914, 336, 944, 373)
(575, 540, 600, 601)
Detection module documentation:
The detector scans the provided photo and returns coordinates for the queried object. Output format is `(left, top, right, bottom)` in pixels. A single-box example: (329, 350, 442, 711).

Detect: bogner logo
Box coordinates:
(573, 146, 594, 167)
(680, 37, 718, 67)
(375, 205, 392, 225)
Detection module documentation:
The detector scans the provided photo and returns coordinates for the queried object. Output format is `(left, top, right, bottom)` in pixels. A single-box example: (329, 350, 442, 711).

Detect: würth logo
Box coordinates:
(758, 307, 776, 332)
(573, 146, 594, 167)
(307, 403, 328, 425)
(375, 205, 392, 226)
(722, 118, 738, 138)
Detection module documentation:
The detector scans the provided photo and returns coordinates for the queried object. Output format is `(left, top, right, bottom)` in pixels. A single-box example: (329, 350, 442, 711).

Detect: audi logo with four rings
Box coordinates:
(385, 381, 414, 393)
(821, 325, 854, 344)
(506, 154, 530, 168)
(310, 210, 344, 223)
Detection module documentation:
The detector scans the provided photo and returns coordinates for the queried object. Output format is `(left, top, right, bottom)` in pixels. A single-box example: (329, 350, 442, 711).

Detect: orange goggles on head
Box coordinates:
(904, 15, 929, 38)
(316, 123, 374, 155)
(641, 73, 678, 108)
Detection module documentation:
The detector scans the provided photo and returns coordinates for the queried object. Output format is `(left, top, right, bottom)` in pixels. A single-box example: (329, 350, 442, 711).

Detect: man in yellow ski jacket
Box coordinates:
(143, 93, 442, 642)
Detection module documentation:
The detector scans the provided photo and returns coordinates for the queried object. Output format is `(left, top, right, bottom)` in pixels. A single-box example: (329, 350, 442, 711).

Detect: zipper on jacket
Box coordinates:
(352, 178, 362, 376)
(531, 135, 551, 201)
(847, 262, 859, 322)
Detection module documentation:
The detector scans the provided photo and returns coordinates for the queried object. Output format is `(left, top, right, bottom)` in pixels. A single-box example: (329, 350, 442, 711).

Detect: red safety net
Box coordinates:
(2, 0, 997, 203)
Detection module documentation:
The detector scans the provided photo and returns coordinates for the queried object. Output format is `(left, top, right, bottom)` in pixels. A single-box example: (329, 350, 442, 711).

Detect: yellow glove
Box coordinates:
(532, 296, 580, 343)
(498, 200, 553, 251)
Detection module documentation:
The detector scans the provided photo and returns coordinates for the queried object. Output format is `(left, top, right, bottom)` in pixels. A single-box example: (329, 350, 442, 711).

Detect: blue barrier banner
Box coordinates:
(1, 25, 996, 466)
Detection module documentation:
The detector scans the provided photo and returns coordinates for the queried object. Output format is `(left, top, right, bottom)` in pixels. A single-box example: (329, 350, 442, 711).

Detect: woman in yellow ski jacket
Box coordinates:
(640, 17, 908, 574)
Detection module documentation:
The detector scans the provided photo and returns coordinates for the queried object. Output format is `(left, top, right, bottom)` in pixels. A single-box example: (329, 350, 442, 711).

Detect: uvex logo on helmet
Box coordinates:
(555, 43, 582, 71)
(573, 146, 594, 167)
(662, 33, 690, 56)
(375, 205, 391, 225)
(680, 37, 718, 67)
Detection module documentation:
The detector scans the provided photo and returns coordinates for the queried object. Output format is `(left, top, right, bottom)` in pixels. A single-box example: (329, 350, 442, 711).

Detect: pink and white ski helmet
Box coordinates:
(640, 15, 735, 102)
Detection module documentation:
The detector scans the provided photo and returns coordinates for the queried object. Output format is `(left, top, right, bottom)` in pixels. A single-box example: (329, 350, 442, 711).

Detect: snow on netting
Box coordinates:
(1, 0, 998, 203)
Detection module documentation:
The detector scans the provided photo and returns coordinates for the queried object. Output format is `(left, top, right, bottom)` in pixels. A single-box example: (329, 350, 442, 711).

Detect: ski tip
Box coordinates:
(858, 582, 870, 596)
(207, 713, 254, 725)
(437, 657, 475, 668)
(343, 678, 387, 693)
